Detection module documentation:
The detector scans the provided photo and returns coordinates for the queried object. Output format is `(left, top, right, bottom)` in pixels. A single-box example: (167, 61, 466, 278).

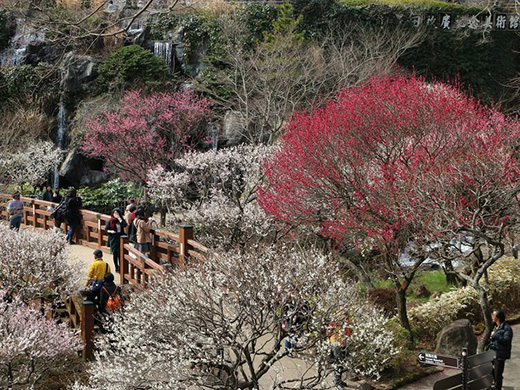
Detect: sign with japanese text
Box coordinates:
(412, 13, 520, 31)
(417, 351, 460, 369)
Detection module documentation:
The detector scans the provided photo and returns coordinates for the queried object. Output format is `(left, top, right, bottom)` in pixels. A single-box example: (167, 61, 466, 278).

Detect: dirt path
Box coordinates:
(69, 244, 119, 286)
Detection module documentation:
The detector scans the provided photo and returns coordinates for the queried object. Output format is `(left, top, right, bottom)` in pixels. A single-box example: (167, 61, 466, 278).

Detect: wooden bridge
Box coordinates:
(0, 193, 210, 359)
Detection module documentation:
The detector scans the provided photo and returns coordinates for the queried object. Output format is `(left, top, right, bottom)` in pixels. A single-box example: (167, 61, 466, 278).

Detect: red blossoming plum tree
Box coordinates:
(259, 75, 520, 341)
(80, 89, 211, 184)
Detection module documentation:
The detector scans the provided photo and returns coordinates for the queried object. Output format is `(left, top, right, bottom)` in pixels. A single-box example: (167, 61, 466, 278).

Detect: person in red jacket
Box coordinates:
(105, 208, 127, 273)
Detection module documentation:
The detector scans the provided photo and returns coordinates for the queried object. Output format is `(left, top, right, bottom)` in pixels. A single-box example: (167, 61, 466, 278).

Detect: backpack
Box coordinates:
(103, 286, 122, 313)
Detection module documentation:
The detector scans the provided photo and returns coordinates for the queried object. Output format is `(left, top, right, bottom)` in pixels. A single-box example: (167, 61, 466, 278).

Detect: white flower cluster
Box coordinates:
(0, 225, 82, 303)
(0, 141, 62, 186)
(409, 286, 478, 339)
(72, 247, 399, 389)
(343, 306, 400, 380)
(147, 145, 276, 250)
(0, 290, 81, 388)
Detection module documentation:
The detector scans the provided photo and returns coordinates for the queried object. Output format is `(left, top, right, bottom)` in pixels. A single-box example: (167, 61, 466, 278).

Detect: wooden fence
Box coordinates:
(1, 193, 210, 359)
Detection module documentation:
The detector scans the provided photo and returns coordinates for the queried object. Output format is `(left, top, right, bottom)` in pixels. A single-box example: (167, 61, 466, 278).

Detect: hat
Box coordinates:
(113, 207, 123, 214)
(93, 249, 103, 258)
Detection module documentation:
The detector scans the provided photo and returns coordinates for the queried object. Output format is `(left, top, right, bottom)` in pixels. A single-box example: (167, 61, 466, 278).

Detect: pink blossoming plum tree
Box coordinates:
(0, 290, 81, 388)
(81, 89, 211, 184)
(259, 75, 520, 341)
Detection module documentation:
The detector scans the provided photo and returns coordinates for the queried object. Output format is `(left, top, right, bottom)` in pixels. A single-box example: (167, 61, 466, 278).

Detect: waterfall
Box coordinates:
(208, 125, 218, 150)
(128, 23, 144, 35)
(0, 18, 44, 66)
(153, 42, 174, 73)
(53, 101, 68, 189)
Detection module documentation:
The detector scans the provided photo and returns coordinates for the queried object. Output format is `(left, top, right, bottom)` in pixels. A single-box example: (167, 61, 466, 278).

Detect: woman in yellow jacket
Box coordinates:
(85, 249, 111, 305)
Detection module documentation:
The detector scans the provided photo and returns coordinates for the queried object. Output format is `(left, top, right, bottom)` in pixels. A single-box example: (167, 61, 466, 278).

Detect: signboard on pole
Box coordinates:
(417, 351, 460, 369)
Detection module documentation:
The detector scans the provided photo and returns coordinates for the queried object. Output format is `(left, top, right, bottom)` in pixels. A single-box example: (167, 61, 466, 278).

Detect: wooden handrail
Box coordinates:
(0, 193, 210, 289)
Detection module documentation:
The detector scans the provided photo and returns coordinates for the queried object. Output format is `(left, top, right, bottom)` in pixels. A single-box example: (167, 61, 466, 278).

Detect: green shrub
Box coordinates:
(96, 45, 168, 92)
(78, 179, 140, 215)
(400, 29, 518, 105)
(236, 3, 280, 47)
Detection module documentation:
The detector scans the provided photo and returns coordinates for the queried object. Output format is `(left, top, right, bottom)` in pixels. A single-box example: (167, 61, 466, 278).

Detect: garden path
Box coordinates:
(69, 244, 120, 286)
(399, 323, 520, 389)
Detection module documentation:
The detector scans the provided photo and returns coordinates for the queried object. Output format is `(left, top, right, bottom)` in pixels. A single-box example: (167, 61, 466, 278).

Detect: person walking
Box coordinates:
(124, 203, 137, 240)
(84, 249, 111, 305)
(59, 188, 82, 244)
(134, 208, 154, 257)
(490, 309, 513, 390)
(105, 208, 127, 273)
(327, 312, 352, 390)
(7, 192, 24, 231)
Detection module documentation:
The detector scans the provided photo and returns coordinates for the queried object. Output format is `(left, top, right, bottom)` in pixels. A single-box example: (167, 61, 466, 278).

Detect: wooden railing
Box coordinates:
(30, 296, 95, 360)
(0, 194, 209, 282)
(1, 193, 211, 360)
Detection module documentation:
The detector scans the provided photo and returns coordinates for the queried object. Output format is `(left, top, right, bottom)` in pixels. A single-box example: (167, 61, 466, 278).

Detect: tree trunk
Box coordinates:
(443, 260, 463, 286)
(475, 282, 493, 353)
(160, 206, 166, 227)
(335, 253, 374, 290)
(396, 287, 413, 341)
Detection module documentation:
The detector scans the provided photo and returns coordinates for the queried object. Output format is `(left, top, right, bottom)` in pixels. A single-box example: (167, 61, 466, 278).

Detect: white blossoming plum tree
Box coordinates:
(72, 248, 399, 390)
(0, 225, 82, 303)
(147, 145, 279, 251)
(0, 141, 62, 189)
(0, 227, 82, 388)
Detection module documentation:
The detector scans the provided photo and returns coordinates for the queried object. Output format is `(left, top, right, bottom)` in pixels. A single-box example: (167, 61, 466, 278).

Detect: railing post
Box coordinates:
(150, 230, 159, 262)
(120, 236, 129, 285)
(32, 200, 37, 228)
(81, 300, 95, 361)
(23, 201, 28, 226)
(43, 210, 48, 230)
(97, 214, 102, 249)
(461, 347, 468, 390)
(178, 224, 193, 269)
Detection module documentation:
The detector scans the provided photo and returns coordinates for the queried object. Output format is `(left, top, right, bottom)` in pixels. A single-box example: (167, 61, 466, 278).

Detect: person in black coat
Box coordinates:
(105, 208, 127, 273)
(490, 309, 513, 390)
(52, 189, 62, 203)
(42, 185, 54, 202)
(63, 188, 82, 244)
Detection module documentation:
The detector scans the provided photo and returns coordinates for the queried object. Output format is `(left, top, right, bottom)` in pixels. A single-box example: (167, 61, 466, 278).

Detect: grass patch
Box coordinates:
(415, 270, 452, 294)
(369, 269, 452, 302)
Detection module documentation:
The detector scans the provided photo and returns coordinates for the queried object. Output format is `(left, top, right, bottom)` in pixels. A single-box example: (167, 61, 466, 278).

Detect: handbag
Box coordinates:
(87, 263, 109, 292)
(88, 279, 104, 293)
